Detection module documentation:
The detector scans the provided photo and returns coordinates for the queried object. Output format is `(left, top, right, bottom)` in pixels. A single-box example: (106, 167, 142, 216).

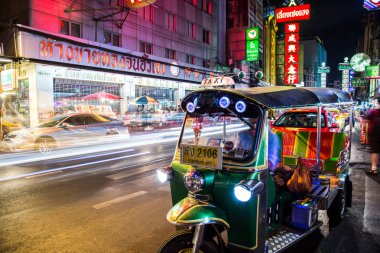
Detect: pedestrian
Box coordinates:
(366, 98, 380, 175)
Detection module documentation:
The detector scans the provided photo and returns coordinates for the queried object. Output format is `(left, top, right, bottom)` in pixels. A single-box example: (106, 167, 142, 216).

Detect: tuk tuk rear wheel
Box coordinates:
(328, 183, 346, 225)
(157, 229, 219, 253)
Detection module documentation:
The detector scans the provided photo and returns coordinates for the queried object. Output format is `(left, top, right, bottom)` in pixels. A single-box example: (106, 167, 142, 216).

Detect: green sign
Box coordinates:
(318, 67, 330, 73)
(246, 40, 259, 61)
(365, 65, 379, 78)
(338, 63, 351, 70)
(246, 27, 259, 41)
(351, 77, 368, 87)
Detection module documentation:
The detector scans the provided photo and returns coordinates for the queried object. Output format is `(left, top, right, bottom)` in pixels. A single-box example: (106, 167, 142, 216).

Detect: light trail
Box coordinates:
(0, 151, 150, 182)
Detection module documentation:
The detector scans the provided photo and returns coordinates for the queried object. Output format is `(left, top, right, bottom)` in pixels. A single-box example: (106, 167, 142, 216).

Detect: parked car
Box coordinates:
(0, 113, 128, 152)
(271, 108, 341, 132)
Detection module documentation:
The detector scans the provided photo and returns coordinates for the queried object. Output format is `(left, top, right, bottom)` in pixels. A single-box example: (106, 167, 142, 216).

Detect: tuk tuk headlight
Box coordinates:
(157, 166, 173, 183)
(234, 179, 264, 202)
(184, 169, 205, 193)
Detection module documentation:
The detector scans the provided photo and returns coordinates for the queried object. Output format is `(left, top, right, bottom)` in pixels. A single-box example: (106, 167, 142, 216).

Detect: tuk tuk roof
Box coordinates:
(182, 86, 352, 110)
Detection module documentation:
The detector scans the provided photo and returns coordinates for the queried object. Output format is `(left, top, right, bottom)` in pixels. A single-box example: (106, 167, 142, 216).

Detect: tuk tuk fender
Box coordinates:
(167, 197, 230, 229)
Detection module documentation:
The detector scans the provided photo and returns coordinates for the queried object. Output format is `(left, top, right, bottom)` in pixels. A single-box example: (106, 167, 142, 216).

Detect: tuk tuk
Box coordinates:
(156, 83, 353, 253)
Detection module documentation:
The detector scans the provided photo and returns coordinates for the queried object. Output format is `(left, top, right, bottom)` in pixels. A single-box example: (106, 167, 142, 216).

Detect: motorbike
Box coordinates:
(157, 79, 353, 253)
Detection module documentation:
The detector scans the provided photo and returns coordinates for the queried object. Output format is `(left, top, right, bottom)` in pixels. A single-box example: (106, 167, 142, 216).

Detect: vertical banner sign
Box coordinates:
(342, 70, 349, 92)
(246, 27, 260, 61)
(284, 23, 300, 85)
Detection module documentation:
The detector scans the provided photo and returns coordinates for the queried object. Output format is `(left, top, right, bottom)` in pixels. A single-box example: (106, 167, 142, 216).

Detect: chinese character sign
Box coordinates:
(284, 22, 300, 85)
(285, 23, 300, 33)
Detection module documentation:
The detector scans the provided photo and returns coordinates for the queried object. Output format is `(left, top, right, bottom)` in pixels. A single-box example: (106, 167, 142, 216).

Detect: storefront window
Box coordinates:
(53, 79, 122, 118)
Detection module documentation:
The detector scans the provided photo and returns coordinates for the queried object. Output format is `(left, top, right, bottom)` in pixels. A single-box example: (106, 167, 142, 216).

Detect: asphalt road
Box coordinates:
(1, 131, 380, 253)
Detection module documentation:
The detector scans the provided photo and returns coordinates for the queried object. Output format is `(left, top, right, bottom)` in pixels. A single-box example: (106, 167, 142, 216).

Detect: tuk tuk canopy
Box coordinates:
(181, 86, 352, 111)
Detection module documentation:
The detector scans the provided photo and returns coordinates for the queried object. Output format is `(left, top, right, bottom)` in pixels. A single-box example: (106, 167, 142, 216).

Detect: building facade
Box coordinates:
(226, 0, 264, 84)
(0, 0, 221, 127)
(301, 37, 327, 87)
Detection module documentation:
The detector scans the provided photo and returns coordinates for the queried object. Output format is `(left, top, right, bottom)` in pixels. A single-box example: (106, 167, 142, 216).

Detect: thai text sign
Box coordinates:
(351, 77, 369, 87)
(338, 63, 351, 70)
(246, 40, 259, 61)
(17, 31, 211, 82)
(365, 65, 380, 78)
(246, 27, 259, 61)
(181, 144, 222, 170)
(276, 4, 310, 23)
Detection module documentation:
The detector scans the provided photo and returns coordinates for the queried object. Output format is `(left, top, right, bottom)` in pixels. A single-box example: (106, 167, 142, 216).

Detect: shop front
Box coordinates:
(6, 29, 207, 127)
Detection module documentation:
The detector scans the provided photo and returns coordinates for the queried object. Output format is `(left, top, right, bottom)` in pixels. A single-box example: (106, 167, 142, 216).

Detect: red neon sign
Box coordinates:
(285, 33, 299, 44)
(285, 54, 299, 64)
(285, 64, 299, 75)
(284, 74, 299, 85)
(276, 4, 310, 23)
(285, 23, 300, 33)
(285, 43, 299, 54)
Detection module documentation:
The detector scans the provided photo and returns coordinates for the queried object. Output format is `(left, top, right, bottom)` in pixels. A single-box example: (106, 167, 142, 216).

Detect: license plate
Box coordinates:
(180, 144, 222, 169)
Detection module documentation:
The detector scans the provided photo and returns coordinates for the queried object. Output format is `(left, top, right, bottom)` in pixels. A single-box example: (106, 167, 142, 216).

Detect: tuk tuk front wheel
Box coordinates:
(157, 229, 219, 253)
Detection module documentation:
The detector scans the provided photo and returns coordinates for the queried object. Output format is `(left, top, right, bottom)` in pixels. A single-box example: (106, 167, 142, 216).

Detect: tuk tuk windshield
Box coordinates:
(180, 115, 260, 161)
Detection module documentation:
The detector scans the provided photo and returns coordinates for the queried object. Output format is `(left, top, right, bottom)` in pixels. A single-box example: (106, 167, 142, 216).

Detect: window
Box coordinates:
(203, 29, 210, 44)
(185, 0, 197, 6)
(165, 13, 177, 31)
(203, 59, 210, 68)
(104, 31, 120, 47)
(185, 21, 196, 39)
(186, 54, 195, 64)
(202, 0, 212, 14)
(59, 20, 81, 38)
(140, 41, 153, 54)
(142, 5, 154, 22)
(165, 48, 176, 59)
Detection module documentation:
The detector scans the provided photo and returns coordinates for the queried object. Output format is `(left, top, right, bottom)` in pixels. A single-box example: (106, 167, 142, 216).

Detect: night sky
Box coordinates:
(272, 0, 366, 83)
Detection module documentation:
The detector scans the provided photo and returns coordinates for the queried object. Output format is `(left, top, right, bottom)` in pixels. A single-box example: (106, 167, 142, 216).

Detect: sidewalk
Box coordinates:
(350, 127, 380, 236)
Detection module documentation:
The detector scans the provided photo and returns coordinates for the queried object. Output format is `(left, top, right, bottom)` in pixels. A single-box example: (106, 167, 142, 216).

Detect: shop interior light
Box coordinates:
(157, 166, 173, 183)
(186, 102, 195, 113)
(234, 179, 264, 202)
(0, 57, 13, 63)
(235, 101, 247, 113)
(219, 96, 231, 108)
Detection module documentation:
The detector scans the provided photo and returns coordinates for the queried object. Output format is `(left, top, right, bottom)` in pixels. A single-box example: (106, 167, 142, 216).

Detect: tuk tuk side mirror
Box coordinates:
(234, 179, 265, 202)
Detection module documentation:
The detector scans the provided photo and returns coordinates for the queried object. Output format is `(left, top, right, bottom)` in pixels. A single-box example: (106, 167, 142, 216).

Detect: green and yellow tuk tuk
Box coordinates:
(157, 84, 352, 253)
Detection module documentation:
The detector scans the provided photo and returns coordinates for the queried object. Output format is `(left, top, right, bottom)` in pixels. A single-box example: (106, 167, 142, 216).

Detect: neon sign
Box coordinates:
(275, 4, 310, 23)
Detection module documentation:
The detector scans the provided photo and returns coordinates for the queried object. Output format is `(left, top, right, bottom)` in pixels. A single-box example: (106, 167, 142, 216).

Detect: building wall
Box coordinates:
(227, 0, 264, 82)
(19, 0, 219, 69)
(302, 38, 327, 87)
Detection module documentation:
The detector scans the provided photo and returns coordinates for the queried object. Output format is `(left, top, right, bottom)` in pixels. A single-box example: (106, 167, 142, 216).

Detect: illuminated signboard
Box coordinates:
(285, 33, 299, 44)
(285, 23, 300, 33)
(364, 0, 380, 10)
(285, 54, 299, 64)
(125, 0, 156, 9)
(246, 27, 259, 61)
(1, 69, 14, 91)
(284, 74, 299, 85)
(275, 4, 310, 23)
(246, 27, 259, 40)
(351, 77, 369, 87)
(365, 65, 380, 78)
(246, 40, 259, 61)
(285, 43, 299, 54)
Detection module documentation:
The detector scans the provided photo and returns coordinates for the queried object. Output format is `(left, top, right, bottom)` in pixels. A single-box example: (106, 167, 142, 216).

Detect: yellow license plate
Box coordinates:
(180, 144, 222, 169)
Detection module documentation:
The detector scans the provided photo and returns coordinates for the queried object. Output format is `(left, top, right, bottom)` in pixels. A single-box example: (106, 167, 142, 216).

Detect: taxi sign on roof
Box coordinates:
(200, 76, 235, 87)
